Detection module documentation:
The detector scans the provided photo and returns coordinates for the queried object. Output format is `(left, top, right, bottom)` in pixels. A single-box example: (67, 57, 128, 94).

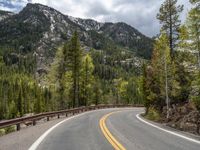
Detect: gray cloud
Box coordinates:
(0, 0, 27, 12)
(0, 0, 191, 37)
(84, 1, 111, 17)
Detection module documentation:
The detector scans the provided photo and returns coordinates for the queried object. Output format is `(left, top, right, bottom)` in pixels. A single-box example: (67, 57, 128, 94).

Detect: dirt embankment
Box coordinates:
(161, 103, 200, 135)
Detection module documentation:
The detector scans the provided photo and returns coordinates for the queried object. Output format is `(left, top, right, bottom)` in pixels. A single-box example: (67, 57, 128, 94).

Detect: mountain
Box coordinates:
(0, 10, 14, 21)
(0, 3, 153, 75)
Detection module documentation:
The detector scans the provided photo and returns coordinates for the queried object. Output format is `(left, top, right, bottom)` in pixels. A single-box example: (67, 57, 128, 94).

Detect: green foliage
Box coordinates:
(157, 0, 183, 57)
(93, 79, 103, 105)
(187, 1, 200, 67)
(79, 54, 95, 106)
(0, 129, 5, 136)
(144, 32, 193, 113)
(145, 107, 160, 121)
(172, 55, 192, 103)
(48, 32, 97, 108)
(186, 1, 200, 111)
(144, 34, 171, 111)
(0, 30, 145, 120)
(192, 97, 200, 111)
(4, 125, 16, 134)
(0, 126, 16, 135)
(0, 52, 52, 120)
(143, 1, 199, 115)
(191, 72, 200, 112)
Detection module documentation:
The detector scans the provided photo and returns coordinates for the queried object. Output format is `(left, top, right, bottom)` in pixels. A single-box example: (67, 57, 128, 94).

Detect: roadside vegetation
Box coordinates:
(143, 0, 200, 134)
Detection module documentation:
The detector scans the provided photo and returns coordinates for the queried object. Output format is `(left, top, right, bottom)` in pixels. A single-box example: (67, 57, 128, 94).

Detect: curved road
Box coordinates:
(31, 108, 200, 150)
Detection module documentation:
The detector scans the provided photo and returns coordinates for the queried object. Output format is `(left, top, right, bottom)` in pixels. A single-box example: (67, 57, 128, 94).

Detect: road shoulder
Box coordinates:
(0, 117, 66, 150)
(137, 114, 200, 144)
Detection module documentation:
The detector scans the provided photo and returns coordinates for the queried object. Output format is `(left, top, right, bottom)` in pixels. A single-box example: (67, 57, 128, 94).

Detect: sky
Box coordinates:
(0, 0, 192, 37)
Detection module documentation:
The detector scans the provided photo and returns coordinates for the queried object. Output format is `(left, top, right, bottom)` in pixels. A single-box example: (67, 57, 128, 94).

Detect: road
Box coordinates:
(31, 108, 200, 150)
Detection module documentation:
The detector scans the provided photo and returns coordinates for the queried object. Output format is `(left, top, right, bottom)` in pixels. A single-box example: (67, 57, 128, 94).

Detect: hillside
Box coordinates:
(0, 10, 14, 21)
(0, 3, 153, 76)
(0, 3, 151, 120)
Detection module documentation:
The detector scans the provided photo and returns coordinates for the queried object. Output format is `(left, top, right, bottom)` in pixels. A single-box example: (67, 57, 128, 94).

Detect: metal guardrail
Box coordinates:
(0, 104, 143, 131)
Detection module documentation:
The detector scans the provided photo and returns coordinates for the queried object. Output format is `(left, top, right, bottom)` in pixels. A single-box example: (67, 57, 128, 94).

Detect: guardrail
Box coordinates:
(0, 104, 143, 131)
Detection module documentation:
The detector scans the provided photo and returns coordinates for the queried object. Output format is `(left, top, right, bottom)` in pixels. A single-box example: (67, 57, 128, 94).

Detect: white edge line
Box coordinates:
(136, 113, 200, 145)
(28, 109, 107, 150)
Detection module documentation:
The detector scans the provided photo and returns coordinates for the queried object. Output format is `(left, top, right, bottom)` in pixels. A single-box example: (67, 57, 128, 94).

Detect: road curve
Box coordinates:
(32, 108, 200, 150)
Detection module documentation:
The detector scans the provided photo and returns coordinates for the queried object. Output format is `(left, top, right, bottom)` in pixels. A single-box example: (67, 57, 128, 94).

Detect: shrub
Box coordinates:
(145, 107, 160, 121)
(0, 129, 5, 136)
(192, 96, 200, 111)
(5, 125, 16, 134)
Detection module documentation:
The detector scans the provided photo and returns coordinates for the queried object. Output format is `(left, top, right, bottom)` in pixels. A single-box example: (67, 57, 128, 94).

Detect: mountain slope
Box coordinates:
(0, 10, 14, 21)
(0, 3, 153, 74)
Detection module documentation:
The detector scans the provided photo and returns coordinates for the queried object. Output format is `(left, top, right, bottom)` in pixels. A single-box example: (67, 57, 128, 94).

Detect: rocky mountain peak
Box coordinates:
(68, 16, 104, 31)
(0, 10, 14, 21)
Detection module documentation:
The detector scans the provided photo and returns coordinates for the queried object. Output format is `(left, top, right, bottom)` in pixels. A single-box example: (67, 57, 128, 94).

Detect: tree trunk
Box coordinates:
(169, 0, 174, 59)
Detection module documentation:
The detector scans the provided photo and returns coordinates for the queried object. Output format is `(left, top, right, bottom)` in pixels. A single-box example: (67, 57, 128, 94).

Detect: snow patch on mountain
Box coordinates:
(68, 16, 104, 31)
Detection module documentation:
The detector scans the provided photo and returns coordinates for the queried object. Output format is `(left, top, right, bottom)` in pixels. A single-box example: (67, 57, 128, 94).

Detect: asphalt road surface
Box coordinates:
(31, 108, 200, 150)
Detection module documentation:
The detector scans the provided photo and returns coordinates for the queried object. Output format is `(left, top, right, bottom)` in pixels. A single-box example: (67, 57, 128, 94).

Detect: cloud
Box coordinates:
(0, 0, 27, 12)
(0, 0, 191, 37)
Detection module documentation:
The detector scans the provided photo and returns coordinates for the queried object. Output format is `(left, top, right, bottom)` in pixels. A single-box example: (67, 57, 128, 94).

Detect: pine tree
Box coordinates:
(173, 25, 192, 103)
(145, 33, 172, 111)
(80, 54, 94, 106)
(188, 0, 200, 111)
(187, 0, 200, 68)
(48, 32, 83, 109)
(93, 79, 102, 105)
(67, 31, 83, 108)
(17, 87, 24, 117)
(157, 0, 183, 58)
(48, 46, 66, 109)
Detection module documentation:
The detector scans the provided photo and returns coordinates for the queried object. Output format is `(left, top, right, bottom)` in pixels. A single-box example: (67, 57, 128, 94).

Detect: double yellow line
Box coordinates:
(99, 111, 126, 150)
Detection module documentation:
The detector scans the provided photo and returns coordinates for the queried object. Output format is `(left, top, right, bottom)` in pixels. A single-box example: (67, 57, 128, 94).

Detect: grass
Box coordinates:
(144, 107, 160, 121)
(0, 125, 16, 136)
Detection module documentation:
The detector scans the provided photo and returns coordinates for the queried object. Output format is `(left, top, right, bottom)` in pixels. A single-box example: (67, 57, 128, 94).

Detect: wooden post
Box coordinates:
(16, 124, 20, 131)
(33, 120, 36, 126)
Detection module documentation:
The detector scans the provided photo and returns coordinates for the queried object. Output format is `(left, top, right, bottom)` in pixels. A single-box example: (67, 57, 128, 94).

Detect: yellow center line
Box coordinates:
(99, 111, 126, 150)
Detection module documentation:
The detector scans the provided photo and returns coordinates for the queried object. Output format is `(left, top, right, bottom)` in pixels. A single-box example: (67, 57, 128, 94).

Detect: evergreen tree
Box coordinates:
(48, 46, 66, 109)
(187, 0, 200, 68)
(93, 79, 102, 105)
(145, 33, 172, 111)
(67, 31, 83, 107)
(157, 0, 183, 58)
(173, 25, 193, 103)
(80, 54, 94, 106)
(187, 0, 200, 111)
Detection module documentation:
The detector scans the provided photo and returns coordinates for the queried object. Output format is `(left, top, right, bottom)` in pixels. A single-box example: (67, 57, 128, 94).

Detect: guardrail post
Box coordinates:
(33, 120, 36, 126)
(47, 116, 49, 121)
(66, 113, 68, 117)
(58, 114, 60, 118)
(16, 123, 20, 131)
